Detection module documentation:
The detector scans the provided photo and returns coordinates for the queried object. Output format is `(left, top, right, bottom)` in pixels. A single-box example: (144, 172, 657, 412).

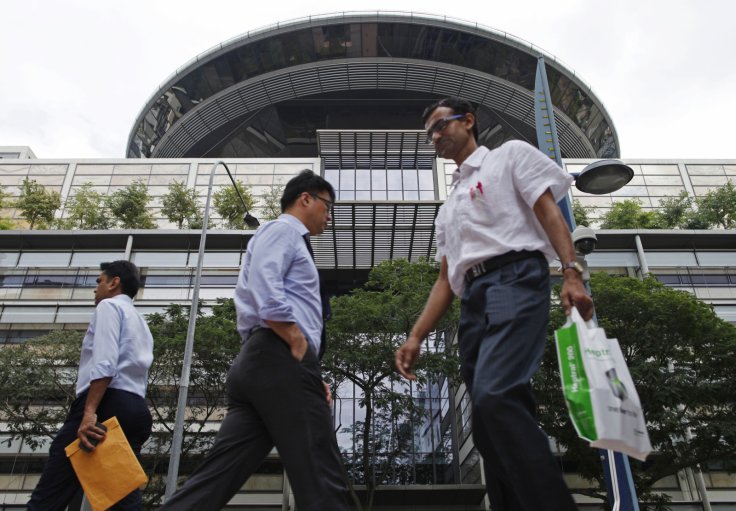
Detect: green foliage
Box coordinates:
(654, 192, 711, 230)
(106, 179, 156, 229)
(694, 180, 736, 229)
(0, 185, 9, 209)
(212, 180, 255, 229)
(161, 181, 203, 229)
(572, 199, 592, 227)
(259, 184, 284, 222)
(536, 273, 736, 508)
(143, 299, 241, 506)
(0, 301, 241, 508)
(322, 259, 460, 509)
(0, 218, 15, 230)
(16, 178, 61, 229)
(0, 331, 83, 449)
(599, 199, 658, 229)
(56, 182, 112, 230)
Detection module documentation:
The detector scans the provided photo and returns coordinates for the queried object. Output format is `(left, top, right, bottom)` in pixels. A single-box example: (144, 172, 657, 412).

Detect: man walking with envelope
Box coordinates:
(396, 97, 593, 511)
(28, 260, 154, 510)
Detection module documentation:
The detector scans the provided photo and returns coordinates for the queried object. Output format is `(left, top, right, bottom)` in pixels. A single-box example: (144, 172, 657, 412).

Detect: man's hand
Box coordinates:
(291, 338, 309, 362)
(395, 337, 421, 380)
(561, 272, 593, 320)
(265, 320, 310, 362)
(322, 381, 333, 407)
(77, 412, 107, 452)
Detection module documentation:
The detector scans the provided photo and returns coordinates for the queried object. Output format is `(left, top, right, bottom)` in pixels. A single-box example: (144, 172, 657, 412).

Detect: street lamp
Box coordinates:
(164, 161, 258, 500)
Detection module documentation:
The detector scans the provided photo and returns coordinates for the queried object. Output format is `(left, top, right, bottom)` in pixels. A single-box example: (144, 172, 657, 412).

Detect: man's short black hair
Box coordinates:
(100, 260, 141, 299)
(280, 170, 336, 212)
(422, 97, 479, 142)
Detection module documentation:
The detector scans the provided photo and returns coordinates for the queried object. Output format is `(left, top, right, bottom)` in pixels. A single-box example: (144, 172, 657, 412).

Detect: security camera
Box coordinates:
(572, 226, 597, 255)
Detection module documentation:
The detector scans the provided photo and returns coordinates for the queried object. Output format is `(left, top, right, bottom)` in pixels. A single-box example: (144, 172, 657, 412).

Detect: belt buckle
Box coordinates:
(471, 262, 484, 278)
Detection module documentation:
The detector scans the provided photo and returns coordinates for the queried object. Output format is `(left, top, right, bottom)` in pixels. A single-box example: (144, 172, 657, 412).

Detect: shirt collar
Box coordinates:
(451, 146, 490, 185)
(279, 213, 310, 237)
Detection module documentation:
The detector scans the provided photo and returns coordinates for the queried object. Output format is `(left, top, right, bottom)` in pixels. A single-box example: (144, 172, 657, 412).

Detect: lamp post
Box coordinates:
(163, 161, 259, 500)
(535, 56, 640, 511)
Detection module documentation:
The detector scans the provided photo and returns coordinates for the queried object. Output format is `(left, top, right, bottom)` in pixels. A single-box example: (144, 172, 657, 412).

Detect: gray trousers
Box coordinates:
(160, 329, 349, 511)
(459, 254, 577, 511)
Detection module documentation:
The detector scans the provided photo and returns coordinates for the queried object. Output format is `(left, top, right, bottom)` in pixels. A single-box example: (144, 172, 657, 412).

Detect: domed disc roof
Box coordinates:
(128, 12, 619, 159)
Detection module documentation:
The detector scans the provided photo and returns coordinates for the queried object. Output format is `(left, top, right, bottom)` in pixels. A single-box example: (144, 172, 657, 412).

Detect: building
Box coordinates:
(1, 11, 734, 511)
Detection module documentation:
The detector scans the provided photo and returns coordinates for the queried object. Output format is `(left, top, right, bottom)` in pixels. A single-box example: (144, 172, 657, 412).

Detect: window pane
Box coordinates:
(646, 252, 698, 267)
(418, 169, 435, 191)
(402, 169, 418, 190)
(188, 252, 241, 267)
(387, 170, 402, 190)
(71, 252, 126, 267)
(0, 252, 19, 267)
(696, 252, 736, 266)
(17, 252, 71, 267)
(1, 306, 56, 323)
(371, 169, 386, 191)
(355, 169, 370, 190)
(56, 306, 95, 323)
(132, 252, 188, 267)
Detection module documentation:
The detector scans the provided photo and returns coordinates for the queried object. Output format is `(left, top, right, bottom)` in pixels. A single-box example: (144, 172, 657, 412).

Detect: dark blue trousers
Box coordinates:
(458, 254, 577, 511)
(28, 388, 152, 511)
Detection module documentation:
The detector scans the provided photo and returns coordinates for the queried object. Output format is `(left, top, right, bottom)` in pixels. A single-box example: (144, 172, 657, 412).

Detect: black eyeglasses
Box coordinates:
(310, 193, 334, 210)
(425, 114, 465, 143)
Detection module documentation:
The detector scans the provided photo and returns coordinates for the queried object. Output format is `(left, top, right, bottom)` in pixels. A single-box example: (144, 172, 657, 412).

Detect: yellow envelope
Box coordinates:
(65, 416, 148, 511)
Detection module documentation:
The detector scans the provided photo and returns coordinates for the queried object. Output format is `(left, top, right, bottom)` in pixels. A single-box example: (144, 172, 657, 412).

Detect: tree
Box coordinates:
(695, 180, 736, 229)
(16, 178, 61, 229)
(56, 182, 112, 230)
(143, 299, 241, 507)
(0, 301, 241, 509)
(106, 179, 156, 229)
(259, 185, 284, 222)
(322, 259, 461, 510)
(212, 180, 255, 229)
(161, 181, 203, 229)
(0, 331, 82, 449)
(572, 199, 592, 227)
(599, 199, 658, 229)
(535, 273, 736, 509)
(654, 192, 711, 230)
(0, 185, 14, 229)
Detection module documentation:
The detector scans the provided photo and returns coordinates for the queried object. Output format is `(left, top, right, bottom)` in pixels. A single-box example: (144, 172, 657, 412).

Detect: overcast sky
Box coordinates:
(1, 0, 734, 160)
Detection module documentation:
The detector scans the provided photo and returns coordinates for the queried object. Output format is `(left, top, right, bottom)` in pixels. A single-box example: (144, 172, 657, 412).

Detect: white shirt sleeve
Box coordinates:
(509, 141, 573, 208)
(88, 300, 122, 381)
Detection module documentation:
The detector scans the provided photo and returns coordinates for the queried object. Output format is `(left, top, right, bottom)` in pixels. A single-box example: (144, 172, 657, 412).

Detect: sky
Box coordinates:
(1, 0, 734, 160)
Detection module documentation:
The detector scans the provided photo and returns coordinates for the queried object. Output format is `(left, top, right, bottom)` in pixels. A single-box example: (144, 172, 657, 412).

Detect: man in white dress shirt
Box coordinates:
(29, 260, 154, 511)
(396, 97, 593, 510)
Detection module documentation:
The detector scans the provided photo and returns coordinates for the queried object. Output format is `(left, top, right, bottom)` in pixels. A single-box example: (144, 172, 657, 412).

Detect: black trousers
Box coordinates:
(28, 388, 153, 511)
(160, 329, 349, 511)
(458, 255, 577, 511)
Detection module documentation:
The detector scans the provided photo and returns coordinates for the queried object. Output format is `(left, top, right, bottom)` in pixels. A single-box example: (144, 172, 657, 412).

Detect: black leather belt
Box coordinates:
(249, 325, 268, 335)
(464, 250, 545, 284)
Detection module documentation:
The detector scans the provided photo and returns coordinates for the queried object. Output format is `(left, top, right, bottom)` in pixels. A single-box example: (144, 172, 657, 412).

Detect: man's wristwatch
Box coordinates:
(560, 261, 584, 275)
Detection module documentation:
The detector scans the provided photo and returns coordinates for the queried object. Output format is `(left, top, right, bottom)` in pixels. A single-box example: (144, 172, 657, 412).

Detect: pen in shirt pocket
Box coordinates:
(469, 181, 484, 200)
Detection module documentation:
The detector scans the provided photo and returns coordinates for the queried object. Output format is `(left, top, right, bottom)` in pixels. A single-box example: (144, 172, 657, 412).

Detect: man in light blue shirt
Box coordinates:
(29, 260, 154, 511)
(161, 170, 349, 511)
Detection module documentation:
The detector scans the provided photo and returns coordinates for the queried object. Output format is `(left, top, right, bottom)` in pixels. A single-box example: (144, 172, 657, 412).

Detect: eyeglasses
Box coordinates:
(425, 114, 465, 143)
(310, 193, 334, 210)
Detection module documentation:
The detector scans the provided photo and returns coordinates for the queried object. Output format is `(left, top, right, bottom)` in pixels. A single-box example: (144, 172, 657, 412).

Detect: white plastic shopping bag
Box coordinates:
(554, 307, 652, 461)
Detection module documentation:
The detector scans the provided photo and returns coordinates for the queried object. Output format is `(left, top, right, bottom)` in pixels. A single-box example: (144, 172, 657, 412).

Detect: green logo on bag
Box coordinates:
(555, 324, 597, 442)
(584, 347, 611, 359)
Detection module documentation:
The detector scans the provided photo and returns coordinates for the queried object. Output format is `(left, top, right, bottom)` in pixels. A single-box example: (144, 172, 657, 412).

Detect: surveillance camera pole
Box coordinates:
(536, 56, 640, 511)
